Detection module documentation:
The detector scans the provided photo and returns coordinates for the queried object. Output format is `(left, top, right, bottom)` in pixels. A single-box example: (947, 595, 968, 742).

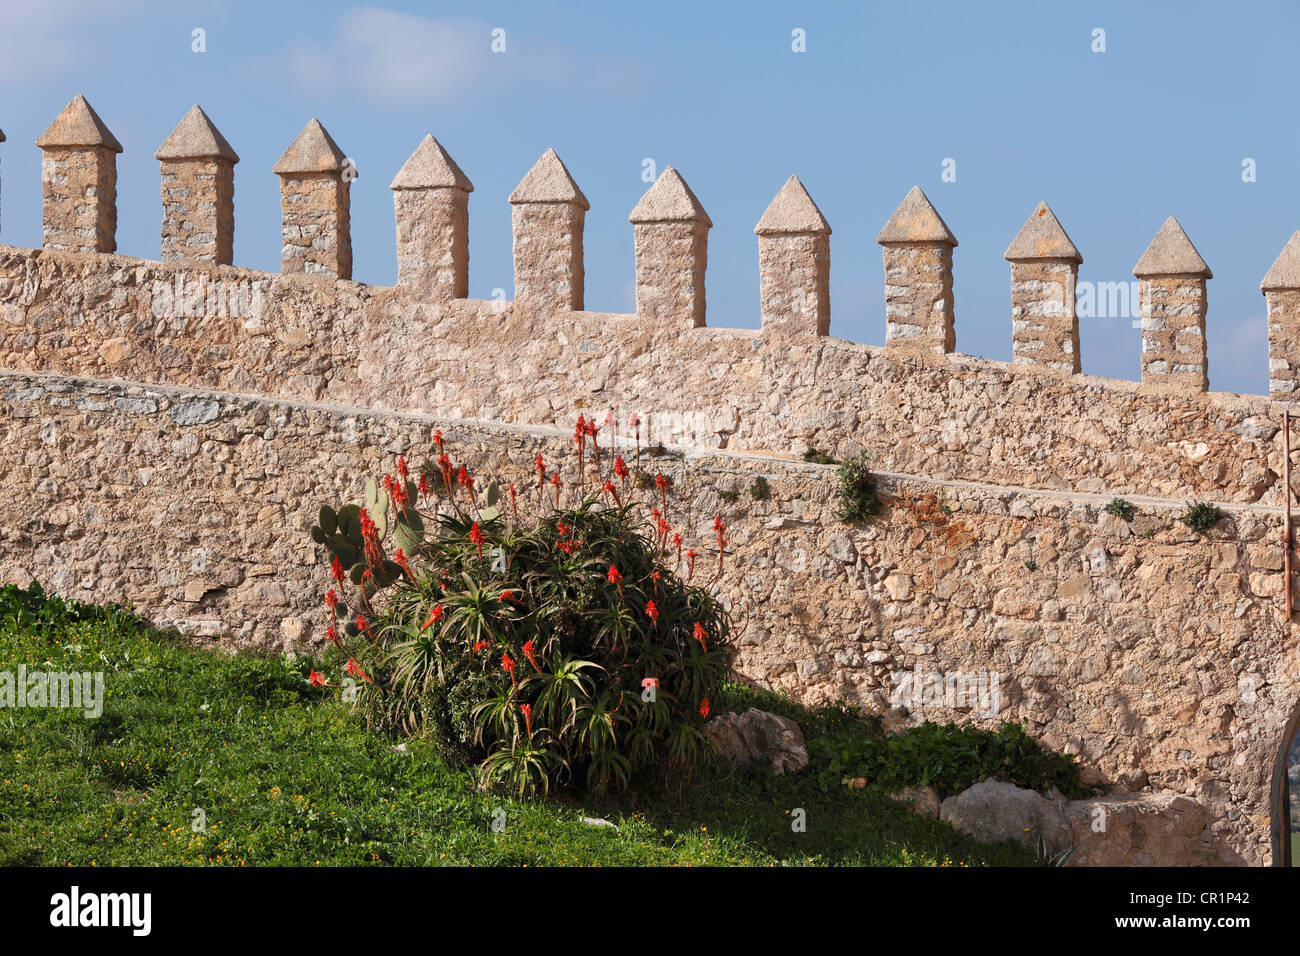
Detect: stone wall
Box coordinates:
(1, 369, 1296, 865)
(0, 245, 1287, 509)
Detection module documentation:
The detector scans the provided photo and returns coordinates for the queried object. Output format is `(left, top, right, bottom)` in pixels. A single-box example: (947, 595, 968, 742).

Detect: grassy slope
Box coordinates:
(0, 594, 1033, 866)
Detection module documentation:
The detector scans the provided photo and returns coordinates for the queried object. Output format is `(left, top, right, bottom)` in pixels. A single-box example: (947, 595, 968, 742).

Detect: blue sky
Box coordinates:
(2, 0, 1296, 396)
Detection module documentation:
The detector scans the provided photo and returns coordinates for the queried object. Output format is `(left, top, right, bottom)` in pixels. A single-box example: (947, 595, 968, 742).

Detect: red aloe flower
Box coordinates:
(393, 548, 414, 579)
(520, 703, 533, 737)
(345, 658, 374, 684)
(603, 478, 621, 507)
(535, 453, 546, 493)
(699, 698, 710, 719)
(469, 522, 485, 561)
(308, 670, 327, 688)
(418, 471, 430, 499)
(687, 547, 698, 580)
(607, 564, 622, 585)
(672, 532, 682, 565)
(693, 622, 708, 651)
(473, 640, 490, 653)
(356, 613, 374, 640)
(522, 639, 542, 673)
(641, 677, 659, 691)
(502, 652, 517, 686)
(645, 600, 659, 626)
(325, 624, 342, 649)
(325, 589, 339, 613)
(614, 454, 629, 483)
(397, 456, 409, 483)
(650, 571, 660, 595)
(655, 472, 668, 510)
(551, 471, 562, 508)
(420, 603, 444, 632)
(509, 482, 519, 522)
(330, 556, 346, 585)
(433, 429, 445, 454)
(499, 589, 516, 603)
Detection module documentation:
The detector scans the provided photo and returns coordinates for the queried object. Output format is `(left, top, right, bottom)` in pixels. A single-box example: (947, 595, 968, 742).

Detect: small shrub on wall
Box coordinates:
(308, 420, 734, 796)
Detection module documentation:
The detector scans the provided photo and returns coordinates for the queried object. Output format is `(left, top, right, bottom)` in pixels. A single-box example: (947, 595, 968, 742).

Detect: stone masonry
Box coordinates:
(36, 95, 122, 254)
(1262, 231, 1300, 402)
(1134, 217, 1212, 392)
(391, 134, 473, 300)
(1005, 202, 1082, 373)
(273, 120, 352, 279)
(155, 105, 238, 265)
(877, 186, 957, 353)
(755, 175, 831, 336)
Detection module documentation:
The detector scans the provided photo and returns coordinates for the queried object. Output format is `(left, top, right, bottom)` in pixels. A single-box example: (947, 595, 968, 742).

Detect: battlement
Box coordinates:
(3, 95, 1299, 400)
(0, 94, 1296, 509)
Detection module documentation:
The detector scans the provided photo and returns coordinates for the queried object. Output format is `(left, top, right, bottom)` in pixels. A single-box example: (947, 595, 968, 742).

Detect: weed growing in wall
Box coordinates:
(307, 418, 734, 796)
(751, 475, 770, 501)
(1105, 497, 1136, 521)
(1181, 501, 1224, 534)
(803, 448, 837, 465)
(837, 453, 880, 524)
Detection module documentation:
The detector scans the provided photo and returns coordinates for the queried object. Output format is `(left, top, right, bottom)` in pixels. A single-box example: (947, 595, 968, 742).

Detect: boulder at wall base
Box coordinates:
(889, 786, 941, 820)
(703, 707, 809, 775)
(939, 777, 1224, 866)
(939, 778, 1072, 854)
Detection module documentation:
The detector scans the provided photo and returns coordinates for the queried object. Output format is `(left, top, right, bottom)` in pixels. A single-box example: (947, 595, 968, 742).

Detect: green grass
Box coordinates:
(0, 585, 1034, 866)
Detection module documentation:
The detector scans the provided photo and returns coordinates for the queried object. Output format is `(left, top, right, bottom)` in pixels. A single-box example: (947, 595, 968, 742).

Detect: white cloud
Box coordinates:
(285, 6, 647, 106)
(0, 0, 151, 83)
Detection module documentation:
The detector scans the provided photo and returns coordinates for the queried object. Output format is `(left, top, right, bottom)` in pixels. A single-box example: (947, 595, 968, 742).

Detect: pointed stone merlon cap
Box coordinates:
(755, 176, 831, 336)
(755, 175, 829, 235)
(155, 105, 238, 163)
(1262, 232, 1300, 291)
(273, 119, 346, 174)
(629, 166, 711, 226)
(878, 187, 956, 353)
(510, 149, 587, 311)
(390, 134, 473, 192)
(630, 167, 710, 326)
(36, 94, 123, 152)
(876, 186, 956, 246)
(1004, 202, 1081, 262)
(155, 106, 237, 265)
(392, 135, 473, 300)
(1262, 232, 1300, 401)
(1133, 217, 1212, 278)
(36, 95, 122, 254)
(509, 148, 588, 208)
(275, 119, 351, 278)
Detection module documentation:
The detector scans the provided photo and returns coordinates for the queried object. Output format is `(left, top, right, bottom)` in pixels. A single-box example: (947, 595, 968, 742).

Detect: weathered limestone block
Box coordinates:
(703, 707, 809, 774)
(36, 94, 123, 253)
(1133, 217, 1212, 391)
(155, 105, 238, 265)
(630, 166, 711, 327)
(755, 175, 830, 336)
(509, 149, 588, 313)
(1261, 231, 1300, 402)
(391, 134, 473, 300)
(273, 119, 351, 279)
(876, 186, 957, 353)
(1004, 202, 1082, 373)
